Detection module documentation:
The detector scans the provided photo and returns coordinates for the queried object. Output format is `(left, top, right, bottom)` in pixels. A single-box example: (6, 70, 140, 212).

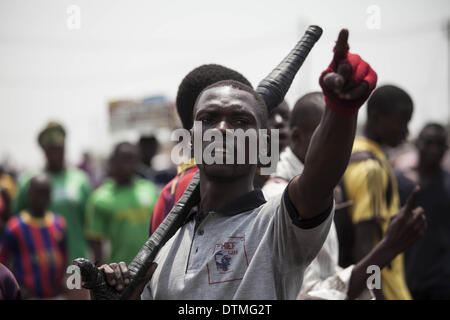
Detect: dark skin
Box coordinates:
(254, 101, 291, 188)
(44, 145, 65, 173)
(415, 126, 448, 186)
(291, 95, 426, 299)
(268, 101, 290, 154)
(98, 29, 381, 298)
(353, 91, 413, 298)
(8, 175, 66, 299)
(194, 85, 260, 213)
(348, 186, 426, 299)
(89, 144, 140, 265)
(28, 175, 51, 219)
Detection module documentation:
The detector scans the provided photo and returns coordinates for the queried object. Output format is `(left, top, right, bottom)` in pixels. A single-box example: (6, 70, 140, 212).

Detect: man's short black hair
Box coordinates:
(290, 92, 325, 129)
(176, 64, 252, 129)
(138, 135, 158, 146)
(111, 142, 138, 160)
(195, 79, 268, 129)
(367, 85, 413, 118)
(418, 122, 448, 143)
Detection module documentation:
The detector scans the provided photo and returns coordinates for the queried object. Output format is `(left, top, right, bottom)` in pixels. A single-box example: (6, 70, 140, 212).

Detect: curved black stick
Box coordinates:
(256, 25, 322, 113)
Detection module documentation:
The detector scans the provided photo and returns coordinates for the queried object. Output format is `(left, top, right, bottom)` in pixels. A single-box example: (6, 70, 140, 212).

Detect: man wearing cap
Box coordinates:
(13, 122, 91, 267)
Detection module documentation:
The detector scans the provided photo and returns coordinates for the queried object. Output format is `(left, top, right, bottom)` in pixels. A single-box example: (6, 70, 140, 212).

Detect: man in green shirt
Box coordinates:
(86, 142, 159, 265)
(13, 122, 91, 264)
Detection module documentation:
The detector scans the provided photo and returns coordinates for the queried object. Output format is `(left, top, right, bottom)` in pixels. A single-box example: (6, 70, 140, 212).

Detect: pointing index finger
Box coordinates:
(334, 29, 349, 64)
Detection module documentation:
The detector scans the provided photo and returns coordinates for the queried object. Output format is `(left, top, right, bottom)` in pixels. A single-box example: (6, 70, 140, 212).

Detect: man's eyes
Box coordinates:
(234, 118, 250, 125)
(198, 117, 213, 124)
(197, 117, 251, 126)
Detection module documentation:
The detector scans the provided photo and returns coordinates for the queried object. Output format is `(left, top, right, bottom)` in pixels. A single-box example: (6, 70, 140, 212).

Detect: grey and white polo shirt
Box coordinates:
(141, 187, 334, 300)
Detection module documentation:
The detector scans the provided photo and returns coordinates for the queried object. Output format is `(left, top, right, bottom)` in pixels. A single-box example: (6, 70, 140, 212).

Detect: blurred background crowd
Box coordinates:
(0, 0, 449, 300)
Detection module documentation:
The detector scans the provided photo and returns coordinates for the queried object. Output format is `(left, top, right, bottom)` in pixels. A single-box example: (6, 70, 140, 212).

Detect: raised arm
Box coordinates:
(289, 29, 377, 219)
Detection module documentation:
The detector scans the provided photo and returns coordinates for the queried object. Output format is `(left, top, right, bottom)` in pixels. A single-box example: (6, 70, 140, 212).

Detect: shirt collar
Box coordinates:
(177, 158, 196, 174)
(215, 189, 266, 216)
(20, 210, 54, 227)
(184, 189, 267, 224)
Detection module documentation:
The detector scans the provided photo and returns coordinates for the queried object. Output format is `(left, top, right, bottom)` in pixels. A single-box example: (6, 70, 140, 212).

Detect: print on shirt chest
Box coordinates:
(206, 236, 249, 285)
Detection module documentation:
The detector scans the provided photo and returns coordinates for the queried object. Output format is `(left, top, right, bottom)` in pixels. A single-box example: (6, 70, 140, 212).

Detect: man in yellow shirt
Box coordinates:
(341, 85, 415, 300)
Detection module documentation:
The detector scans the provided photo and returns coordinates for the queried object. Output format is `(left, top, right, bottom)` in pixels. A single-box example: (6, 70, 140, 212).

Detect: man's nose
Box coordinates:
(216, 120, 231, 132)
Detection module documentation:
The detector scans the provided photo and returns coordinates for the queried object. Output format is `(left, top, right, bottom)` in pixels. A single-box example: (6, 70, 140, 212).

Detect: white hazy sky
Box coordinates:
(0, 0, 449, 171)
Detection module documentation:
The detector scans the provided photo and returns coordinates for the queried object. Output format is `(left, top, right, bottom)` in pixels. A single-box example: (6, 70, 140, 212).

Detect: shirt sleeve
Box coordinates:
(261, 178, 288, 201)
(343, 160, 385, 224)
(85, 195, 108, 240)
(271, 185, 334, 274)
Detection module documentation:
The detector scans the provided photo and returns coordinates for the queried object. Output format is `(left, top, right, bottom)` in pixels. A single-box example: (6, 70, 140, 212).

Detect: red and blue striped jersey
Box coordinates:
(0, 210, 67, 298)
(150, 159, 198, 235)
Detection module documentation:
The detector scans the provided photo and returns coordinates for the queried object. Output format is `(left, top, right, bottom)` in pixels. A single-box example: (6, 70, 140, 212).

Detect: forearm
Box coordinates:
(290, 108, 357, 219)
(347, 238, 394, 299)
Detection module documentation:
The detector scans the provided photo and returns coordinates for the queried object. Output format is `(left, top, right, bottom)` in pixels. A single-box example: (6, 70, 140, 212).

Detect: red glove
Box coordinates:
(319, 29, 377, 116)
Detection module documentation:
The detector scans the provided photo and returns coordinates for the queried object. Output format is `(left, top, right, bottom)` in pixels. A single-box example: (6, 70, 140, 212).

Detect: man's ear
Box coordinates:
(190, 127, 194, 150)
(257, 129, 271, 168)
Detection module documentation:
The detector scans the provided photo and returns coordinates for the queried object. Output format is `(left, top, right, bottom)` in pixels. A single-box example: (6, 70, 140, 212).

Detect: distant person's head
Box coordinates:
(176, 64, 252, 130)
(81, 152, 91, 164)
(28, 174, 51, 216)
(268, 100, 290, 153)
(138, 135, 159, 166)
(110, 142, 139, 185)
(416, 123, 448, 170)
(38, 122, 66, 173)
(289, 92, 325, 164)
(366, 85, 414, 147)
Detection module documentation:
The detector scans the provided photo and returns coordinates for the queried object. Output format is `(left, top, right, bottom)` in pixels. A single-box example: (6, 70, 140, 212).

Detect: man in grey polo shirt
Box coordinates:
(100, 29, 378, 299)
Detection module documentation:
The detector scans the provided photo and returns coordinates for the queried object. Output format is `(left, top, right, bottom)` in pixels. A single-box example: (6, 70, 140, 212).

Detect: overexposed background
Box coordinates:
(0, 0, 449, 171)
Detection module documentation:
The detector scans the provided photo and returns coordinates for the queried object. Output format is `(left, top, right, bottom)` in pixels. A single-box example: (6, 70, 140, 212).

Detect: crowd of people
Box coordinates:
(0, 28, 450, 300)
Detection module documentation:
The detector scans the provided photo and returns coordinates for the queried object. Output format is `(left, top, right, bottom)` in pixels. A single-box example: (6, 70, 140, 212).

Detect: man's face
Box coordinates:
(377, 107, 412, 147)
(44, 145, 65, 172)
(29, 179, 51, 213)
(268, 103, 290, 153)
(417, 126, 448, 168)
(112, 146, 139, 184)
(193, 86, 262, 180)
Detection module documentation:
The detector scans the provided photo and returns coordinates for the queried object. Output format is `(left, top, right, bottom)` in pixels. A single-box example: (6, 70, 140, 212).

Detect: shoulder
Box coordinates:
(16, 173, 34, 190)
(135, 178, 158, 192)
(262, 178, 288, 201)
(4, 215, 22, 233)
(345, 157, 383, 180)
(89, 180, 114, 204)
(51, 212, 67, 228)
(66, 167, 90, 185)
